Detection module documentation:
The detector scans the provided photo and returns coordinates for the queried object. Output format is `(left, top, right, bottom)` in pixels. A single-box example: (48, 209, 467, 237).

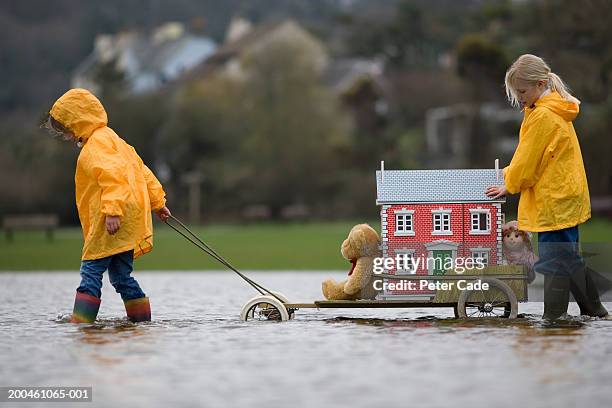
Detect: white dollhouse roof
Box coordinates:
(376, 169, 506, 204)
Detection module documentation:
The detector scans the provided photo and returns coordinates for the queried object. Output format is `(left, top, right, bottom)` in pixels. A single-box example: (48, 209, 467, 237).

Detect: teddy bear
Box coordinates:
(502, 220, 538, 283)
(322, 223, 382, 300)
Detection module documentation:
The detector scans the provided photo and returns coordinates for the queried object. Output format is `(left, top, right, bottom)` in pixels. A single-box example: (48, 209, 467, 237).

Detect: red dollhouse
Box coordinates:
(375, 162, 505, 300)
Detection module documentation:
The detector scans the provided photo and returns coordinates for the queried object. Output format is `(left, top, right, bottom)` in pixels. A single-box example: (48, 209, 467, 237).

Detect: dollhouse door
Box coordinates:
(432, 250, 452, 275)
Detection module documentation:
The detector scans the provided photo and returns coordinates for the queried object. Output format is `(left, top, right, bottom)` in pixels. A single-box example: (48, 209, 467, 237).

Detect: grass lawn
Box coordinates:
(0, 220, 368, 271)
(1, 218, 611, 271)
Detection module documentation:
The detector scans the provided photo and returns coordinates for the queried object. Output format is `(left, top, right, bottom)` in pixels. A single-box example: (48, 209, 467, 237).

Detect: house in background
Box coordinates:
(324, 58, 384, 95)
(375, 164, 505, 300)
(324, 57, 389, 132)
(188, 17, 386, 99)
(190, 17, 328, 81)
(72, 22, 217, 95)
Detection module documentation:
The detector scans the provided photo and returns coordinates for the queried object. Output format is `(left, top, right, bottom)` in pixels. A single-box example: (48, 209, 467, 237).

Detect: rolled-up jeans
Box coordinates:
(535, 225, 583, 277)
(77, 250, 146, 301)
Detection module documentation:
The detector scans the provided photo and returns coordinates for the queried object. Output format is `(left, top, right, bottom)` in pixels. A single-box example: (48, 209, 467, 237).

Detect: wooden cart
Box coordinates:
(240, 265, 528, 321)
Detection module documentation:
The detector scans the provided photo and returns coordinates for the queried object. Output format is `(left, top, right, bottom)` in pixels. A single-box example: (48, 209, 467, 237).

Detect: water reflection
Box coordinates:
(513, 323, 584, 385)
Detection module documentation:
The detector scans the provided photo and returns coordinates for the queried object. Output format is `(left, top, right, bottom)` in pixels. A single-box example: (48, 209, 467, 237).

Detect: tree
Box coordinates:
(456, 34, 508, 102)
(236, 37, 352, 216)
(455, 34, 509, 167)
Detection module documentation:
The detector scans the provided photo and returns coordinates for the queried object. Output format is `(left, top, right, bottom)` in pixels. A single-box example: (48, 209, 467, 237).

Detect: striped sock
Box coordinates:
(124, 297, 151, 322)
(70, 292, 101, 323)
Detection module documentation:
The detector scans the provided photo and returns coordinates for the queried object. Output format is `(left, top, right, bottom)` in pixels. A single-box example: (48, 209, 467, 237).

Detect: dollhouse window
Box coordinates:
(432, 210, 451, 235)
(395, 210, 415, 236)
(395, 250, 415, 274)
(470, 249, 490, 266)
(469, 209, 491, 234)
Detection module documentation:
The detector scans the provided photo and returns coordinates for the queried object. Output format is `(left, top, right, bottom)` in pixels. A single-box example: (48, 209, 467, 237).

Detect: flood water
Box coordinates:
(1, 271, 612, 408)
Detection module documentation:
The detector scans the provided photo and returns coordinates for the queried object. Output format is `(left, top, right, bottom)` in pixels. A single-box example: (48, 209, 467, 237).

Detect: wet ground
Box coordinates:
(1, 271, 611, 408)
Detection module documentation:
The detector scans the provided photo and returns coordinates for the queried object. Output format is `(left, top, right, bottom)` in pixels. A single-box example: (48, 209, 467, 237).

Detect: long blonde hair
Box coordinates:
(504, 54, 580, 108)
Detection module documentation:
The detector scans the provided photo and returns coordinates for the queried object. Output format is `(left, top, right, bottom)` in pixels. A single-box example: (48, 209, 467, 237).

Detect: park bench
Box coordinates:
(2, 214, 59, 242)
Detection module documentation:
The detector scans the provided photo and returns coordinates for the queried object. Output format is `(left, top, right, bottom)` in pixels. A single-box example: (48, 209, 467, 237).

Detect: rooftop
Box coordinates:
(376, 169, 506, 204)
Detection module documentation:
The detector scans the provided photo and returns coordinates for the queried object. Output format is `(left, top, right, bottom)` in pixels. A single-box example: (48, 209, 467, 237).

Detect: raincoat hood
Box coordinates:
(49, 88, 108, 141)
(532, 91, 579, 122)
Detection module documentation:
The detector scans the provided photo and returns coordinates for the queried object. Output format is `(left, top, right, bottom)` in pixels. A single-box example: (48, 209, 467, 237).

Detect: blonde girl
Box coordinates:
(486, 54, 607, 319)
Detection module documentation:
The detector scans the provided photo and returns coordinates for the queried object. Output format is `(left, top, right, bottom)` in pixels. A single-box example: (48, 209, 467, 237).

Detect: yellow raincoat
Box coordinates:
(503, 91, 590, 232)
(50, 89, 166, 260)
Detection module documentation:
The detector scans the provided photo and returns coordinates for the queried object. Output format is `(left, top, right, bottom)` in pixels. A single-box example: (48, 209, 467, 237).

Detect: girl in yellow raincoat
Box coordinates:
(43, 88, 171, 323)
(486, 54, 607, 320)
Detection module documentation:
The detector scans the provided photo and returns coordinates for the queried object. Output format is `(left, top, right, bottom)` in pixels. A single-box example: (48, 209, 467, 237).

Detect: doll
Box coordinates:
(502, 220, 538, 283)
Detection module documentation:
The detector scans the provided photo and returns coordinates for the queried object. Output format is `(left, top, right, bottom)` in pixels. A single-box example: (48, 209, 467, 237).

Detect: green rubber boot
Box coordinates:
(543, 275, 570, 320)
(570, 267, 609, 318)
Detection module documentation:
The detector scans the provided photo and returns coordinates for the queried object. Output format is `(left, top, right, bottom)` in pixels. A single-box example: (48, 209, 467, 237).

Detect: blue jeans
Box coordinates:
(535, 226, 583, 277)
(77, 250, 146, 301)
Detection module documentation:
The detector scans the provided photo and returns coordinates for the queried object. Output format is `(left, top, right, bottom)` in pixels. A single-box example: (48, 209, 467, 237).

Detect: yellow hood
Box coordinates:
(532, 91, 579, 122)
(49, 88, 108, 141)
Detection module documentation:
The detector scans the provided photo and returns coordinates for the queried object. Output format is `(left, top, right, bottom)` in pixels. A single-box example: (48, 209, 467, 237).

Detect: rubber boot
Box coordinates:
(543, 274, 570, 320)
(124, 297, 151, 322)
(70, 291, 101, 323)
(570, 267, 609, 318)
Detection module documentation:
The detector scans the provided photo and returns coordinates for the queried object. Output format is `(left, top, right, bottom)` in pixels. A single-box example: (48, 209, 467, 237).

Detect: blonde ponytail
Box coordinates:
(548, 72, 580, 105)
(504, 54, 580, 108)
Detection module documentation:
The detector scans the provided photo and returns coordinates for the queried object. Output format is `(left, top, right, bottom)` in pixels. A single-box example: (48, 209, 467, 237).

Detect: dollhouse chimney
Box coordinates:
(380, 161, 385, 183)
(495, 159, 500, 183)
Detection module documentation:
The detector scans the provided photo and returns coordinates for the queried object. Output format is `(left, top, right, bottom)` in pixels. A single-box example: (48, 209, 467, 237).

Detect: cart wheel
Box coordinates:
(240, 295, 290, 322)
(457, 278, 518, 319)
(244, 292, 294, 320)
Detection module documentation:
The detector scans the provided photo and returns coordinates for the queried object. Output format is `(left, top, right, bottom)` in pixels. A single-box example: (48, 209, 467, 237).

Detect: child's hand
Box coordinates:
(485, 185, 507, 199)
(106, 215, 121, 235)
(156, 206, 171, 222)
